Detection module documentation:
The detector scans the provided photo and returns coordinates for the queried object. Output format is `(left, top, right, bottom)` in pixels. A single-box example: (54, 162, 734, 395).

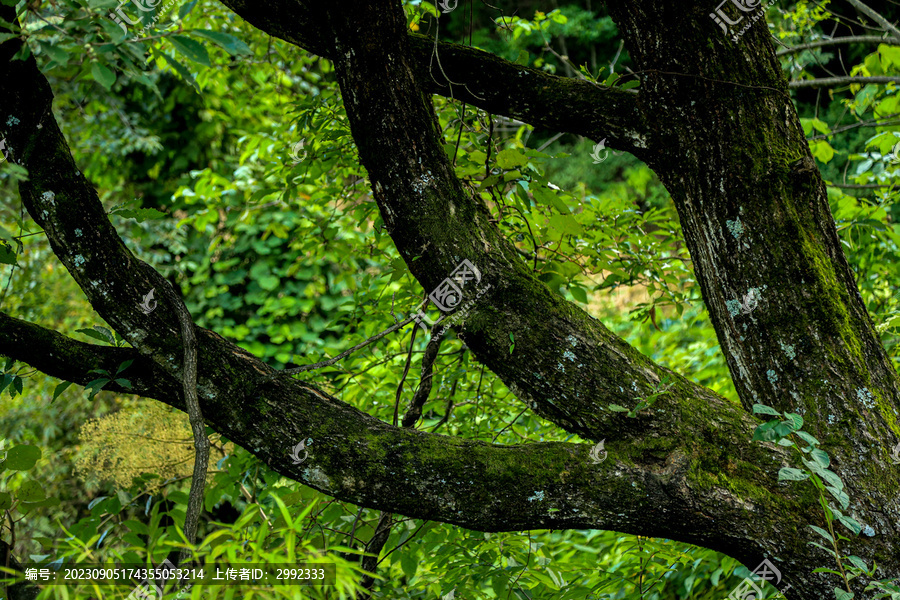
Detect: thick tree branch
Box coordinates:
(776, 35, 900, 56)
(0, 311, 803, 562)
(789, 75, 900, 88)
(844, 0, 900, 42)
(216, 0, 650, 155)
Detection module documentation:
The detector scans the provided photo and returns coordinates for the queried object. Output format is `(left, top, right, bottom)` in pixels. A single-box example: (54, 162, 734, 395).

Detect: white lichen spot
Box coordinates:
(766, 370, 778, 383)
(780, 342, 796, 360)
(75, 228, 83, 237)
(566, 334, 578, 347)
(526, 490, 544, 502)
(863, 524, 875, 536)
(6, 116, 20, 127)
(73, 255, 85, 267)
(41, 190, 55, 204)
(726, 217, 744, 240)
(827, 414, 836, 424)
(562, 349, 576, 362)
(856, 387, 876, 409)
(303, 466, 332, 490)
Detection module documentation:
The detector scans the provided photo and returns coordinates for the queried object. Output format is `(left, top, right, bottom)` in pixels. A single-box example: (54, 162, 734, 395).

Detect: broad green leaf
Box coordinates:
(777, 467, 809, 482)
(91, 62, 116, 90)
(52, 381, 73, 402)
(784, 412, 803, 430)
(0, 242, 17, 265)
(161, 54, 200, 93)
(168, 34, 211, 66)
(114, 208, 167, 222)
(6, 444, 41, 470)
(400, 553, 417, 579)
(0, 491, 10, 510)
(810, 139, 835, 163)
(548, 214, 583, 235)
(752, 404, 781, 416)
(809, 524, 834, 543)
(836, 514, 862, 535)
(190, 30, 252, 56)
(834, 587, 854, 600)
(18, 480, 45, 502)
(810, 448, 830, 468)
(496, 148, 528, 169)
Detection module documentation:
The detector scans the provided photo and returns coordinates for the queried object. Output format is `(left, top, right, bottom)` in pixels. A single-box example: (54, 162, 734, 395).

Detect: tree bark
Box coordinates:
(0, 0, 898, 598)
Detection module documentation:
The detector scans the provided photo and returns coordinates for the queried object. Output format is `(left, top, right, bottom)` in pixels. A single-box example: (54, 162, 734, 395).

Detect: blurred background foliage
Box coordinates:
(0, 0, 898, 598)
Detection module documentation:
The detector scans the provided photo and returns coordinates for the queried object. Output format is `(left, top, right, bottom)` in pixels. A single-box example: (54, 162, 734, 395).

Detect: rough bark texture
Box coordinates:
(0, 0, 898, 598)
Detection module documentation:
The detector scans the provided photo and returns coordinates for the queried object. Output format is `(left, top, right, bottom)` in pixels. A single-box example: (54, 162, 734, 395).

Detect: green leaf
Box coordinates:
(91, 62, 116, 90)
(258, 275, 280, 291)
(752, 404, 781, 416)
(0, 491, 11, 510)
(0, 241, 17, 266)
(18, 480, 45, 502)
(809, 524, 834, 543)
(190, 30, 252, 56)
(6, 444, 41, 470)
(177, 0, 198, 18)
(20, 497, 60, 512)
(777, 467, 809, 482)
(826, 485, 850, 510)
(810, 139, 835, 163)
(784, 412, 803, 430)
(752, 420, 779, 441)
(39, 41, 68, 66)
(168, 34, 211, 66)
(161, 53, 200, 93)
(113, 208, 167, 222)
(400, 553, 417, 579)
(496, 148, 528, 169)
(569, 286, 588, 304)
(607, 404, 629, 412)
(847, 556, 868, 572)
(52, 381, 73, 402)
(75, 327, 112, 344)
(795, 430, 820, 447)
(548, 214, 583, 235)
(834, 587, 855, 600)
(836, 514, 862, 535)
(532, 186, 569, 213)
(811, 448, 830, 468)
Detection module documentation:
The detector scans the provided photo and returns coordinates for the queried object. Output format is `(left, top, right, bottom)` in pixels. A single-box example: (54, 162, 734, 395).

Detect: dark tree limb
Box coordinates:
(217, 0, 650, 156)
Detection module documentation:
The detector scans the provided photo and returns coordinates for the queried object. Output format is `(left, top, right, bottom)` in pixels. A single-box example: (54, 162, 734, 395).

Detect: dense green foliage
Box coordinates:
(1, 0, 899, 598)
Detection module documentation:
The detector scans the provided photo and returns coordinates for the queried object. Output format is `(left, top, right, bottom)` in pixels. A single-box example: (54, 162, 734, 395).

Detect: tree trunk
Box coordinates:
(0, 1, 898, 599)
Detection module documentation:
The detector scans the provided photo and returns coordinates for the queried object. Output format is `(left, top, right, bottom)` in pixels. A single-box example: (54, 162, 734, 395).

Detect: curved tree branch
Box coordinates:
(216, 0, 650, 156)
